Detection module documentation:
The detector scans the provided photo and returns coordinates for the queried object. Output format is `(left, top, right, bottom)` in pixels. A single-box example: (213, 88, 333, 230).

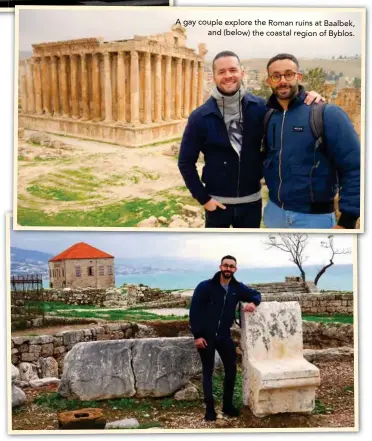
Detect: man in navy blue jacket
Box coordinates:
(263, 53, 360, 229)
(189, 255, 261, 421)
(178, 51, 322, 228)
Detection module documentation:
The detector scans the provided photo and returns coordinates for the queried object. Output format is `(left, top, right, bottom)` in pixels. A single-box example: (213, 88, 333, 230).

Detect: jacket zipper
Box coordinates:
(216, 289, 228, 337)
(309, 157, 320, 202)
(278, 110, 287, 208)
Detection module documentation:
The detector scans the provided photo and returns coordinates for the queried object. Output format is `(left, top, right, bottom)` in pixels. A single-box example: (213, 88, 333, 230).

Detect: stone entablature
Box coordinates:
(19, 26, 206, 147)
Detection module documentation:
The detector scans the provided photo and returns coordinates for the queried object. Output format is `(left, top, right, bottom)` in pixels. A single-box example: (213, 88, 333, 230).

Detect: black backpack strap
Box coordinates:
(310, 102, 327, 158)
(260, 108, 275, 154)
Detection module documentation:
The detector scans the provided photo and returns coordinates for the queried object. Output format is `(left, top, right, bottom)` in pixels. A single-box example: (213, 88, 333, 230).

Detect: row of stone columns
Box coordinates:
(20, 51, 205, 124)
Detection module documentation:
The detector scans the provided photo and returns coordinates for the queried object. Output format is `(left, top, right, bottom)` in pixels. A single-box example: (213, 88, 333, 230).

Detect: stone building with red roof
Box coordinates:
(48, 242, 115, 289)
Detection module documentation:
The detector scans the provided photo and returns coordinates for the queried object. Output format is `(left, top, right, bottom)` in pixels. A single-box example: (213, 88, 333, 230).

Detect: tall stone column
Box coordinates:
(154, 54, 162, 122)
(175, 58, 182, 119)
(70, 54, 79, 119)
(33, 58, 42, 115)
(183, 59, 191, 118)
(19, 61, 28, 113)
(143, 52, 152, 124)
(60, 55, 69, 117)
(191, 60, 198, 112)
(26, 59, 35, 114)
(130, 50, 139, 123)
(92, 53, 101, 121)
(51, 56, 60, 117)
(117, 51, 126, 123)
(103, 52, 113, 122)
(198, 61, 204, 106)
(81, 53, 89, 120)
(164, 55, 172, 121)
(41, 57, 51, 116)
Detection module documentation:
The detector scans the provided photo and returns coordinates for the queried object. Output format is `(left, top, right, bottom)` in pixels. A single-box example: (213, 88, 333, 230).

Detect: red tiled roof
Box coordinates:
(49, 242, 114, 262)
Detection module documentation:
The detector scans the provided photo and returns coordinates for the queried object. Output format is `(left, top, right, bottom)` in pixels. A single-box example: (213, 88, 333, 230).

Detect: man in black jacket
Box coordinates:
(189, 255, 261, 421)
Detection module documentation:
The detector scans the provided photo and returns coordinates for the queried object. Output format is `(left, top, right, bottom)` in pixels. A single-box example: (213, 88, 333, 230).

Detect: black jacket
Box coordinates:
(189, 272, 261, 340)
(178, 94, 267, 206)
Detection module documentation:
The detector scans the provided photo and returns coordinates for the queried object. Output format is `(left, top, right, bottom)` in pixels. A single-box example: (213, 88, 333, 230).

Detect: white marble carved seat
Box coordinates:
(241, 301, 320, 417)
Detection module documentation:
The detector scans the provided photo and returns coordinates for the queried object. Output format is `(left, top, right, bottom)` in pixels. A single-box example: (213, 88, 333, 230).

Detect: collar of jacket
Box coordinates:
(211, 271, 240, 288)
(266, 85, 307, 111)
(200, 93, 263, 117)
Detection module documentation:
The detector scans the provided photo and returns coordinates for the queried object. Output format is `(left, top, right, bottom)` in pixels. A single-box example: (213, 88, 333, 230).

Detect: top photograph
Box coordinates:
(14, 6, 365, 231)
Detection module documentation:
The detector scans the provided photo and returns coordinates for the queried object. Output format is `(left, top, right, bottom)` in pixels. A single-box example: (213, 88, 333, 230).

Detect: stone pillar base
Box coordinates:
(20, 114, 186, 148)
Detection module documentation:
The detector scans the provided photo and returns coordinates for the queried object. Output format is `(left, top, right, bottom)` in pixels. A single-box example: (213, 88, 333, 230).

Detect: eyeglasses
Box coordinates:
(221, 264, 236, 269)
(269, 71, 297, 82)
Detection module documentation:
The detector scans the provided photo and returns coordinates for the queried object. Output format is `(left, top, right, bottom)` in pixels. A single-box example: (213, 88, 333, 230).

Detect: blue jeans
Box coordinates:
(264, 199, 336, 229)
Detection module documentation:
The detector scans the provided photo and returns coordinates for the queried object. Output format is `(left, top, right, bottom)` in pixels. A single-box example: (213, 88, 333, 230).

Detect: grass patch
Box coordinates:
(29, 302, 188, 321)
(302, 315, 353, 325)
(210, 369, 243, 408)
(18, 196, 192, 227)
(343, 385, 354, 393)
(136, 422, 162, 429)
(34, 392, 100, 411)
(158, 398, 197, 410)
(312, 399, 334, 415)
(26, 184, 92, 202)
(107, 398, 151, 412)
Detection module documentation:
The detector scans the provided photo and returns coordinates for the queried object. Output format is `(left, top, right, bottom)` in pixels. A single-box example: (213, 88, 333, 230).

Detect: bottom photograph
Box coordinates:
(7, 223, 357, 433)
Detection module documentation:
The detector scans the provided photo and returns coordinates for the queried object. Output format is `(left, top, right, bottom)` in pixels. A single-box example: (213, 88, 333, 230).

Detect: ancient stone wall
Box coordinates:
(10, 323, 147, 376)
(261, 292, 353, 316)
(331, 87, 361, 136)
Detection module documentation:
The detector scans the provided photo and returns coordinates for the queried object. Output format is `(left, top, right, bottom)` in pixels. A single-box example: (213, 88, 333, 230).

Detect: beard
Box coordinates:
(273, 83, 298, 100)
(221, 270, 233, 279)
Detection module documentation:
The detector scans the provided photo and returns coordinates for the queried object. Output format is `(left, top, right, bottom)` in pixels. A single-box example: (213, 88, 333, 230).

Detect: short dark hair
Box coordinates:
(266, 53, 300, 71)
(221, 255, 237, 264)
(212, 51, 241, 72)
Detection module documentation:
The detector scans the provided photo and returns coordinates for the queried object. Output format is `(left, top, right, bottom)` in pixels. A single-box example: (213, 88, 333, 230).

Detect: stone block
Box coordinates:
(241, 301, 320, 417)
(58, 408, 106, 430)
(133, 337, 202, 397)
(59, 341, 135, 400)
(105, 418, 139, 429)
(41, 343, 55, 357)
(12, 385, 26, 408)
(21, 353, 39, 363)
(30, 335, 54, 345)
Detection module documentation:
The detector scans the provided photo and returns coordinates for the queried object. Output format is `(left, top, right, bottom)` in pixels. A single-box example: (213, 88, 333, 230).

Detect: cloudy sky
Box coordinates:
(18, 7, 363, 59)
(10, 229, 354, 268)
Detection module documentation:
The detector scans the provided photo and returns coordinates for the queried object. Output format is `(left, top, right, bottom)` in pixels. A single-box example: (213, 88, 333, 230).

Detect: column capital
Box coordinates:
(131, 50, 139, 59)
(143, 51, 151, 59)
(103, 51, 111, 59)
(176, 57, 183, 65)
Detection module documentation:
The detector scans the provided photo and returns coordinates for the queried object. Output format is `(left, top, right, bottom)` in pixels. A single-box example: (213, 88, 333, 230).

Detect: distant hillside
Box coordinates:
(11, 247, 52, 277)
(206, 58, 362, 78)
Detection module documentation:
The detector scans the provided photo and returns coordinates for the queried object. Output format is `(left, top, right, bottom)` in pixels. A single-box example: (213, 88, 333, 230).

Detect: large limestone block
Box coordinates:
(58, 340, 135, 400)
(133, 337, 202, 397)
(12, 385, 26, 408)
(11, 364, 20, 383)
(18, 362, 39, 382)
(241, 301, 320, 417)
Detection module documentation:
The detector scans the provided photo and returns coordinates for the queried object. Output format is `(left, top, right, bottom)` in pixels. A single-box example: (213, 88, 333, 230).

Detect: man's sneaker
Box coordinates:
(204, 408, 217, 421)
(222, 405, 240, 417)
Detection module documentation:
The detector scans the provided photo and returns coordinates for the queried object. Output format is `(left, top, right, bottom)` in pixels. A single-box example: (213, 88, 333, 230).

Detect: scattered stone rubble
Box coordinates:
(137, 204, 205, 228)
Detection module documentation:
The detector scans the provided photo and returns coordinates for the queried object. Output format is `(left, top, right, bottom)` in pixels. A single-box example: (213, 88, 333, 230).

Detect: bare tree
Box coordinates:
(264, 234, 309, 282)
(314, 235, 352, 286)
